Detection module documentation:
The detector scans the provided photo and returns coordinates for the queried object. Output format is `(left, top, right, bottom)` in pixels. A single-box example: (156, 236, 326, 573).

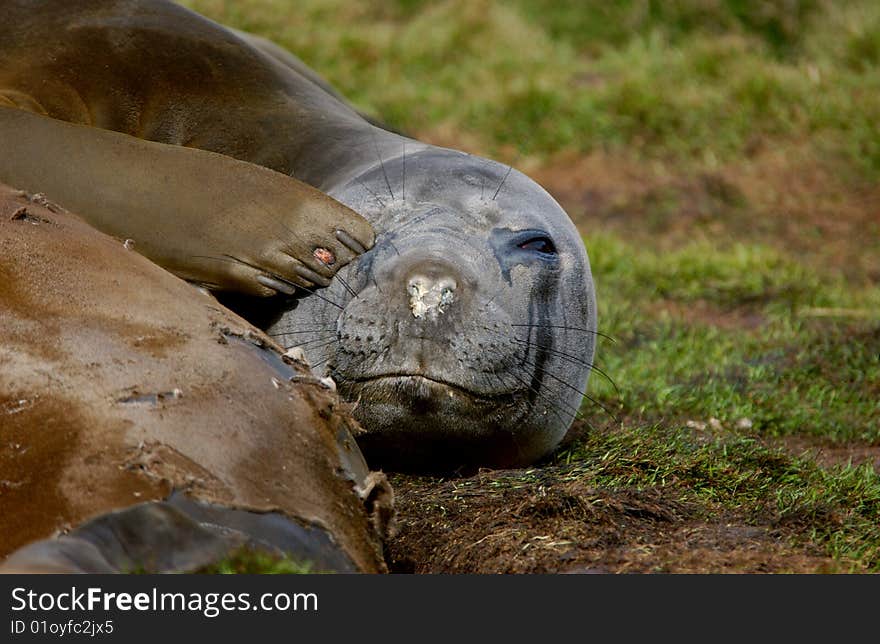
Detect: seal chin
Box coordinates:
(341, 375, 545, 472)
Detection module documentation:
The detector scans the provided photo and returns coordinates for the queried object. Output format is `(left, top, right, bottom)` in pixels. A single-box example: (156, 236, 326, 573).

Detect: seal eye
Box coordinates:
(518, 236, 556, 255)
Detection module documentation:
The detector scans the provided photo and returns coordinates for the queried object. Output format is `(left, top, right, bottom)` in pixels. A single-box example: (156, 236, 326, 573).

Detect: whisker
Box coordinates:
(492, 165, 513, 201)
(333, 274, 358, 299)
(511, 323, 616, 343)
(283, 333, 338, 348)
(401, 141, 406, 202)
(498, 366, 583, 427)
(282, 282, 345, 310)
(311, 357, 330, 370)
(314, 255, 357, 299)
(357, 177, 388, 208)
(371, 129, 394, 200)
(511, 337, 619, 395)
(268, 327, 337, 337)
(517, 354, 619, 423)
(288, 337, 341, 355)
(479, 346, 586, 425)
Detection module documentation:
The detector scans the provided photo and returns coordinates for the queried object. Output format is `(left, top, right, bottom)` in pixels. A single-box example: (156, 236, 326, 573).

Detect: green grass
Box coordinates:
(587, 232, 880, 443)
(572, 231, 880, 568)
(177, 0, 880, 571)
(196, 549, 317, 574)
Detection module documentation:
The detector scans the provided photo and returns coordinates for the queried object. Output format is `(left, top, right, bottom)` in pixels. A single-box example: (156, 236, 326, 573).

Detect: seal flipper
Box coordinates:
(0, 503, 238, 574)
(0, 105, 374, 296)
(0, 499, 358, 574)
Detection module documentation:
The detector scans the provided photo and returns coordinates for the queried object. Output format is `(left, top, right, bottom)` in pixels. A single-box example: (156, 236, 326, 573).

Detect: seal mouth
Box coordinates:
(342, 373, 521, 404)
(338, 373, 539, 473)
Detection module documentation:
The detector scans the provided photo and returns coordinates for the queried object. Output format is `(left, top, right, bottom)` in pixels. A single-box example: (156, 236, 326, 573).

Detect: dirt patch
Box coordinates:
(530, 145, 880, 284)
(385, 466, 845, 574)
(775, 436, 880, 471)
(650, 299, 767, 331)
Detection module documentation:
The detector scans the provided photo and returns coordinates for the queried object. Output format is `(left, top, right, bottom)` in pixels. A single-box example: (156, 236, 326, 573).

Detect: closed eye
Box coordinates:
(518, 236, 556, 255)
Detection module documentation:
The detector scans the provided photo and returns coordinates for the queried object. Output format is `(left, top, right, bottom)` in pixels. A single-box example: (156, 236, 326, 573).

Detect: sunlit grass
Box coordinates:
(588, 231, 880, 441)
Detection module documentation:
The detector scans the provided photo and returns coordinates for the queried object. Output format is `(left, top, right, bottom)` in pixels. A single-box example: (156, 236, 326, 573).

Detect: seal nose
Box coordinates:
(404, 260, 459, 321)
(408, 275, 456, 320)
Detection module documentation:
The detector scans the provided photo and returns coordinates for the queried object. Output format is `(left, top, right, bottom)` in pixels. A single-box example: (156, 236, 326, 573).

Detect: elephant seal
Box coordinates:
(0, 183, 390, 573)
(0, 0, 598, 472)
(238, 26, 599, 470)
(269, 148, 597, 472)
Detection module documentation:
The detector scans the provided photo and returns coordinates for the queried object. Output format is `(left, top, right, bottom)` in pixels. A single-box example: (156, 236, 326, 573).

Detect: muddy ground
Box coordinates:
(386, 460, 837, 574)
(385, 424, 853, 574)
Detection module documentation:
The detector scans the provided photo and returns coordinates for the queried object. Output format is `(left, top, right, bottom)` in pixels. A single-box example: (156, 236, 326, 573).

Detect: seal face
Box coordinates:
(268, 148, 598, 471)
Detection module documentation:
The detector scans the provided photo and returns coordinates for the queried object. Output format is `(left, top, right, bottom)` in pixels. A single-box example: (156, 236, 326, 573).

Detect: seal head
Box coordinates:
(268, 146, 597, 471)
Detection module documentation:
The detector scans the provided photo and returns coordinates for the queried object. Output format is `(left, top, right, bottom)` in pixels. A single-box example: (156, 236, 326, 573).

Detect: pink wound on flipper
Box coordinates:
(314, 247, 335, 266)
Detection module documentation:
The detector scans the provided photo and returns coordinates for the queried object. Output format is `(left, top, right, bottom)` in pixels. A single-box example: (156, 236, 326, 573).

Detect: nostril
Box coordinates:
(408, 274, 457, 320)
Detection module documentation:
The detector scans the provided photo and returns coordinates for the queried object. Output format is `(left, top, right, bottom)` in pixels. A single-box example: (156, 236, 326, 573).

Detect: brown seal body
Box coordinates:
(0, 183, 390, 573)
(0, 0, 375, 296)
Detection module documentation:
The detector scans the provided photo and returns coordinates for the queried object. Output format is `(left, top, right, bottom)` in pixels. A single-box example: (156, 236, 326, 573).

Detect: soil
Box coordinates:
(384, 141, 877, 574)
(528, 145, 880, 284)
(384, 456, 843, 574)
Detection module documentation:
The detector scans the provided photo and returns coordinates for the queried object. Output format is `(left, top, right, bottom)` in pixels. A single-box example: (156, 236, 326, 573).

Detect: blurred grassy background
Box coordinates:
(185, 0, 880, 177)
(179, 0, 880, 571)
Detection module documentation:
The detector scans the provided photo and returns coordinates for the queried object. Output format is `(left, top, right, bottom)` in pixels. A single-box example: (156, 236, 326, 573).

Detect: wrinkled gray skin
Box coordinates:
(244, 30, 598, 471)
(267, 135, 597, 471)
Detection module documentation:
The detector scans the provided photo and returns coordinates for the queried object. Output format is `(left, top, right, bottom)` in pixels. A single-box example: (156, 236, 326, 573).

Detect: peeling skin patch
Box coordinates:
(121, 442, 219, 496)
(129, 329, 189, 358)
(221, 329, 296, 378)
(408, 276, 456, 320)
(313, 247, 335, 266)
(3, 397, 34, 415)
(221, 328, 335, 387)
(27, 192, 66, 213)
(116, 389, 183, 405)
(8, 206, 53, 225)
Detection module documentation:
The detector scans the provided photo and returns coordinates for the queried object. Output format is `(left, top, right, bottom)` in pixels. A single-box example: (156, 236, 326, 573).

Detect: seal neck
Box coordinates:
(291, 122, 425, 198)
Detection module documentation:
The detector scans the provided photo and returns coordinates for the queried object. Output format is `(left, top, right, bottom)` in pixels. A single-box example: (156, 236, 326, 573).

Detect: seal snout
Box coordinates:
(407, 273, 456, 320)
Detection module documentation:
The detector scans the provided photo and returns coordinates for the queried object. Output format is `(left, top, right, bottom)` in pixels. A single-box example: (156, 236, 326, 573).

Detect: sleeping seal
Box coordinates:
(268, 148, 597, 471)
(244, 25, 600, 470)
(0, 0, 598, 472)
